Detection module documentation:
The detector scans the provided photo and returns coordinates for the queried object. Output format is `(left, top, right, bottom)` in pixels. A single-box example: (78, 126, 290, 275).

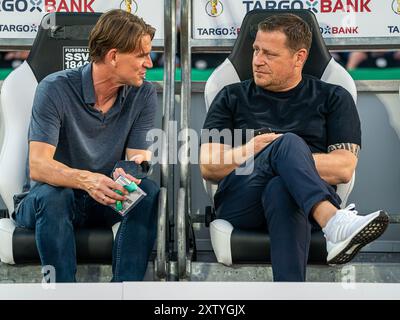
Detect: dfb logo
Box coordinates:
(205, 0, 223, 17)
(119, 0, 138, 14)
(392, 0, 400, 15)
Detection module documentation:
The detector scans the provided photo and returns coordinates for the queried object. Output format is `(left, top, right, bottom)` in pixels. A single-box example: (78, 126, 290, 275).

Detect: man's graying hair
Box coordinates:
(258, 14, 312, 53)
(89, 9, 155, 63)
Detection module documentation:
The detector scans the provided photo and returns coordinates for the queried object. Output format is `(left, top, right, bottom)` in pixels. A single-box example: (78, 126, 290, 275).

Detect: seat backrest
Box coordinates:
(204, 9, 357, 208)
(0, 13, 101, 213)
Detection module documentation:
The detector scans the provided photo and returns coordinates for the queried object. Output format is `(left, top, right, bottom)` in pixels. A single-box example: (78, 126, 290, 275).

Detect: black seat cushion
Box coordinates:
(13, 227, 113, 264)
(231, 230, 326, 264)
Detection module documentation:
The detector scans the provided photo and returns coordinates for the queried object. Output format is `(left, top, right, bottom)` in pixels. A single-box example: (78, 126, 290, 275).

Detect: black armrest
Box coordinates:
(0, 195, 9, 219)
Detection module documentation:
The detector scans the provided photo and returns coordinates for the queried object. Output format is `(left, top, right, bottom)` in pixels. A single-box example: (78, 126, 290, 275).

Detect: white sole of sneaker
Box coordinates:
(327, 210, 389, 265)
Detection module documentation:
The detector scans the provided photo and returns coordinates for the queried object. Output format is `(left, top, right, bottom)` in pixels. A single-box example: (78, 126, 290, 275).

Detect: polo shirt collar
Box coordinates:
(81, 62, 129, 108)
(81, 62, 95, 105)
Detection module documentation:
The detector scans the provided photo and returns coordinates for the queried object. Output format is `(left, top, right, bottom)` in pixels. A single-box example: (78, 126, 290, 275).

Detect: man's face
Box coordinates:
(252, 30, 299, 91)
(114, 34, 153, 87)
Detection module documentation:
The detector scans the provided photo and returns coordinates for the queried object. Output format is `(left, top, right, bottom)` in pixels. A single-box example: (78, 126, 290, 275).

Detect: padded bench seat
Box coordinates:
(210, 219, 327, 266)
(0, 218, 119, 264)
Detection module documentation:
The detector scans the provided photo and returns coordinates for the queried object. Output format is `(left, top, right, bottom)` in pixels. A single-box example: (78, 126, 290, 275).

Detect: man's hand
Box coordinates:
(29, 142, 146, 205)
(83, 172, 129, 205)
(126, 148, 151, 164)
(112, 167, 142, 185)
(247, 133, 282, 154)
(200, 132, 283, 182)
(129, 154, 145, 164)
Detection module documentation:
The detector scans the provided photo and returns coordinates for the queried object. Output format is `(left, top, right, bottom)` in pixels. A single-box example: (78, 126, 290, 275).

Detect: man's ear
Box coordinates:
(104, 48, 118, 67)
(296, 48, 308, 67)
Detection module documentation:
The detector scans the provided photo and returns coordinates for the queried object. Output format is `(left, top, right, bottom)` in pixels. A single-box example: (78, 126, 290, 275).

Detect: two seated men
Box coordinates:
(15, 11, 388, 283)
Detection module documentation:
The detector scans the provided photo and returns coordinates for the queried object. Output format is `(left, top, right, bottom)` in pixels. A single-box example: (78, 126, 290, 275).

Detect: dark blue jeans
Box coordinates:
(15, 178, 159, 282)
(214, 133, 341, 282)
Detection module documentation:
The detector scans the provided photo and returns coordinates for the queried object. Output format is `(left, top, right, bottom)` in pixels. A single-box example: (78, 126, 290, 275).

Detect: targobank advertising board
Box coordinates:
(0, 0, 164, 39)
(193, 0, 400, 39)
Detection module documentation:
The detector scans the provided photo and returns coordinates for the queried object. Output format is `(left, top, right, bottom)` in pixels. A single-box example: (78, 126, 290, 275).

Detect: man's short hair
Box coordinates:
(258, 14, 312, 53)
(89, 9, 156, 63)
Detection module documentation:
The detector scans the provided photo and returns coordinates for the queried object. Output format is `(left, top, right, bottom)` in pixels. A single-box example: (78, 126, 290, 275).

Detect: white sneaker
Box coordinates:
(323, 204, 389, 265)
